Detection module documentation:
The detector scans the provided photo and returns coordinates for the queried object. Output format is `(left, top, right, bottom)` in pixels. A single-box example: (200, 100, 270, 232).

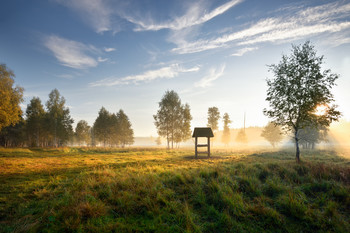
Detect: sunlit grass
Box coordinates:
(0, 147, 349, 232)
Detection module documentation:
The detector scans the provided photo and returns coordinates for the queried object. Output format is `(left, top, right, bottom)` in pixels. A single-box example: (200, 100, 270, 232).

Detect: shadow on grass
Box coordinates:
(183, 155, 227, 160)
(246, 149, 350, 164)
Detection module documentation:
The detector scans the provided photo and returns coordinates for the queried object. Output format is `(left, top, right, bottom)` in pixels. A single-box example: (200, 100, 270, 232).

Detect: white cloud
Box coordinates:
(231, 47, 258, 56)
(172, 1, 350, 54)
(104, 47, 116, 52)
(44, 35, 98, 69)
(55, 0, 113, 33)
(323, 33, 350, 48)
(90, 64, 200, 86)
(55, 0, 242, 34)
(126, 0, 243, 31)
(98, 57, 108, 62)
(195, 64, 225, 88)
(239, 22, 350, 46)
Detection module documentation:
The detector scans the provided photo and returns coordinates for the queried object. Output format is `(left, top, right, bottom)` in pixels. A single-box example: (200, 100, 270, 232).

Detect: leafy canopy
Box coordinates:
(264, 41, 340, 132)
(207, 107, 220, 132)
(261, 122, 283, 148)
(153, 90, 192, 149)
(0, 64, 23, 131)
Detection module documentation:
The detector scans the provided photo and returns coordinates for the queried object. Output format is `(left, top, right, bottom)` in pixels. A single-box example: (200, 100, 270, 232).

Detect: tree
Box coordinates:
(179, 103, 192, 145)
(93, 107, 112, 147)
(299, 125, 327, 149)
(92, 108, 134, 147)
(0, 64, 24, 131)
(221, 113, 231, 146)
(154, 90, 191, 149)
(26, 97, 46, 147)
(46, 89, 74, 147)
(75, 120, 91, 146)
(0, 117, 26, 147)
(155, 136, 162, 146)
(109, 113, 120, 146)
(116, 109, 134, 147)
(207, 107, 220, 132)
(207, 107, 220, 146)
(264, 41, 341, 162)
(261, 122, 283, 148)
(235, 129, 248, 144)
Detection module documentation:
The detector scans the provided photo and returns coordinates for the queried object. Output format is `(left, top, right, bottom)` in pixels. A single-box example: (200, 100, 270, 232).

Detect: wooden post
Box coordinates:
(207, 137, 210, 157)
(195, 136, 198, 158)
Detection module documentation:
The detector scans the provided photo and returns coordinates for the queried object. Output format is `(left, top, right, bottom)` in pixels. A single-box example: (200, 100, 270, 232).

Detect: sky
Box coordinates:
(1, 0, 350, 137)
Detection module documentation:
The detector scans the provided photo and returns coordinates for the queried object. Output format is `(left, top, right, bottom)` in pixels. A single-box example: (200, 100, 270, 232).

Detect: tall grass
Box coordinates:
(0, 148, 349, 232)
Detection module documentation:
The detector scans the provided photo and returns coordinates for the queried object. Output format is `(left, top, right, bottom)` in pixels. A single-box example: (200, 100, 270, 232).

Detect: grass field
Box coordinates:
(0, 147, 349, 232)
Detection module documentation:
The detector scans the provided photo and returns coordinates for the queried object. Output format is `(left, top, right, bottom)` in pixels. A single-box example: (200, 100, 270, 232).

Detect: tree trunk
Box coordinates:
(167, 135, 170, 149)
(295, 129, 300, 163)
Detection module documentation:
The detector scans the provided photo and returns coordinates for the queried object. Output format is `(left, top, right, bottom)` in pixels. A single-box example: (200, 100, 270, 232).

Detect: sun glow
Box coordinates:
(314, 104, 328, 116)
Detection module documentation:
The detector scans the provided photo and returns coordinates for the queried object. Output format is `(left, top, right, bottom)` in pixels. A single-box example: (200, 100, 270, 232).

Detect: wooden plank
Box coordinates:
(197, 144, 208, 147)
(207, 137, 210, 157)
(195, 137, 198, 158)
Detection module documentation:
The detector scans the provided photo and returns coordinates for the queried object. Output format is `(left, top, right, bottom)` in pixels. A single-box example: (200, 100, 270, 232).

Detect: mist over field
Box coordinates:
(134, 122, 350, 151)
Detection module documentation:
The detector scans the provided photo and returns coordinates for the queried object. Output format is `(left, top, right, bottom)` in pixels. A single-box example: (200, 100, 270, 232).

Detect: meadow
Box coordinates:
(0, 147, 349, 232)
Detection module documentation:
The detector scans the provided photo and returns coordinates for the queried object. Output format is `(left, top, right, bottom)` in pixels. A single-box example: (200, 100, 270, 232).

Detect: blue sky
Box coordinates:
(1, 0, 350, 136)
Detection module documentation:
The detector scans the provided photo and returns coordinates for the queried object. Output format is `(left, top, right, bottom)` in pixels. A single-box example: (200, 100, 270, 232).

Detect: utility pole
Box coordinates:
(244, 112, 246, 132)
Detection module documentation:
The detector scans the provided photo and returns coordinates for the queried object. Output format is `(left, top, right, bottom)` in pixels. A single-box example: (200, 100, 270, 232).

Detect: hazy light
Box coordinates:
(314, 104, 328, 116)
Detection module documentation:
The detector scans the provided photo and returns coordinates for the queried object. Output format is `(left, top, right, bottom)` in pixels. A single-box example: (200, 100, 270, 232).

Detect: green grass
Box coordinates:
(0, 147, 349, 232)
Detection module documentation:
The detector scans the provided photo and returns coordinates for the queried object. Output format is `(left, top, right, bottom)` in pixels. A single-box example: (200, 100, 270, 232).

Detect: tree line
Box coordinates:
(0, 65, 134, 147)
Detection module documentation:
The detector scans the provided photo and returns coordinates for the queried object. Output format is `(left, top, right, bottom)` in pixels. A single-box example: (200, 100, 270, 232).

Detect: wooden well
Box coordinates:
(192, 127, 214, 158)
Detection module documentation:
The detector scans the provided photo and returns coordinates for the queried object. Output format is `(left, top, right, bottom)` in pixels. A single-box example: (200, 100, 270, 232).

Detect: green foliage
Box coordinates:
(0, 117, 26, 147)
(46, 89, 74, 147)
(221, 113, 231, 145)
(153, 90, 192, 148)
(93, 107, 134, 147)
(261, 122, 283, 148)
(75, 120, 91, 146)
(299, 125, 327, 149)
(1, 89, 74, 147)
(93, 107, 112, 146)
(0, 64, 24, 131)
(116, 109, 134, 147)
(26, 97, 46, 147)
(207, 107, 220, 132)
(1, 148, 349, 232)
(264, 41, 341, 162)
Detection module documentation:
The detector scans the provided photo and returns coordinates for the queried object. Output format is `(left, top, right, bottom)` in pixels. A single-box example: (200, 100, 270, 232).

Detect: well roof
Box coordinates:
(192, 127, 214, 137)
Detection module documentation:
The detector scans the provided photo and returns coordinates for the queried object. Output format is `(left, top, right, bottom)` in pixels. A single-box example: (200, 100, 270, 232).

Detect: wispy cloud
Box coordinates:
(56, 0, 242, 34)
(44, 35, 98, 69)
(97, 57, 108, 62)
(90, 64, 200, 86)
(231, 47, 258, 56)
(195, 64, 225, 88)
(104, 47, 116, 52)
(172, 1, 350, 54)
(125, 0, 243, 31)
(55, 0, 113, 33)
